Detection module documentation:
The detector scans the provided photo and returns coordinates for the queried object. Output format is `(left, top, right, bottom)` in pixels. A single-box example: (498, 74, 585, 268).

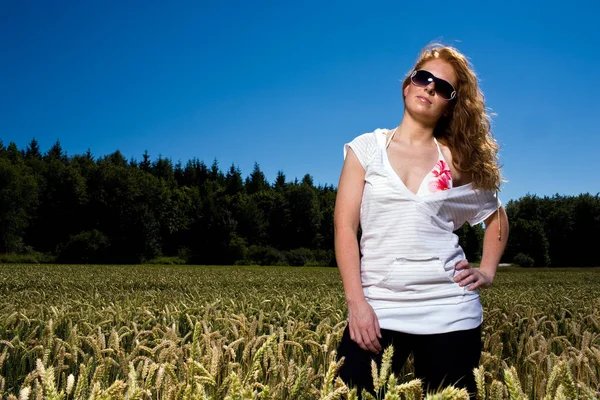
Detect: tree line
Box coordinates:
(1, 138, 598, 267)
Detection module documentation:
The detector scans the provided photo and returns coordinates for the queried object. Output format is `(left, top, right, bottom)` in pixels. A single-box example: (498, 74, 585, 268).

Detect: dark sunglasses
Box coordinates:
(410, 70, 456, 101)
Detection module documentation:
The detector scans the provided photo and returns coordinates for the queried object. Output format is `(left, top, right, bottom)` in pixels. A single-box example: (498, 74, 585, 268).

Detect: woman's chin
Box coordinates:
(405, 106, 441, 125)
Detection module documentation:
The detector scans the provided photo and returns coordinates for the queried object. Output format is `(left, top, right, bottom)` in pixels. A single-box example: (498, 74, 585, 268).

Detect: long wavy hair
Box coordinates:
(402, 44, 502, 191)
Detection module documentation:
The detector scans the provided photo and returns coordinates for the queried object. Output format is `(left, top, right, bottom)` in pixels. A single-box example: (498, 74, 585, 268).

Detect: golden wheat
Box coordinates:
(0, 264, 598, 399)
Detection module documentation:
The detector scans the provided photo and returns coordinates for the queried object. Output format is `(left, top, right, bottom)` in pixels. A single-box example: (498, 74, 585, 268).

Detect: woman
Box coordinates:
(334, 44, 509, 398)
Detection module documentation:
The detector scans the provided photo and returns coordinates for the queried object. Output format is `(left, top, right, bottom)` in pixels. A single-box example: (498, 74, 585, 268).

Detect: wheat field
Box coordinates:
(0, 264, 598, 399)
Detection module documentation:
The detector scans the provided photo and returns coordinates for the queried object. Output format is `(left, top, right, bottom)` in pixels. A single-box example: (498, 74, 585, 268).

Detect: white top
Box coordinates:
(343, 128, 502, 334)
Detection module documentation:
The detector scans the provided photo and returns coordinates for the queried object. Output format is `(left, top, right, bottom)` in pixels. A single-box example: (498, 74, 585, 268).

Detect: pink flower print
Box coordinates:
(432, 160, 452, 180)
(429, 173, 451, 191)
(428, 160, 452, 192)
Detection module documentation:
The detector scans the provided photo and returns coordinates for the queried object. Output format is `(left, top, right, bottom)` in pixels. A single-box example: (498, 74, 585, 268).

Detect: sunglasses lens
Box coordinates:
(435, 80, 455, 100)
(412, 70, 433, 87)
(411, 70, 455, 100)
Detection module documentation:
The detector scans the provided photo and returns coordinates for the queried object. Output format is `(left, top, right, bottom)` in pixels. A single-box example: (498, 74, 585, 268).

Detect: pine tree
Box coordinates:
(25, 138, 42, 160)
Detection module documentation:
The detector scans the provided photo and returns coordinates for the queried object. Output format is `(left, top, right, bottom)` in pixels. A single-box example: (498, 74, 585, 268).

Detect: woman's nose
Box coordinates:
(425, 82, 436, 96)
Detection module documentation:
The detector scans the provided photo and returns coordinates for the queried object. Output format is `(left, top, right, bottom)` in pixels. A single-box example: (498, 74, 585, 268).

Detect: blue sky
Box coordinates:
(1, 0, 599, 202)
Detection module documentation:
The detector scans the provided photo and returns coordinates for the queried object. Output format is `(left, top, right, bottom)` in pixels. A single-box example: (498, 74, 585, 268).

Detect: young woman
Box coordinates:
(334, 44, 509, 398)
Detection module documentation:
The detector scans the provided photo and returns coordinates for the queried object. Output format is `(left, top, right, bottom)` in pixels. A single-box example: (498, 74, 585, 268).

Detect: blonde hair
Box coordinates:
(402, 44, 502, 191)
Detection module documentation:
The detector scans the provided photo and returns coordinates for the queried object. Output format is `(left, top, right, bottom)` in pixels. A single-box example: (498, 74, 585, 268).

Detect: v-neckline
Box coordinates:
(383, 128, 444, 197)
(382, 127, 472, 200)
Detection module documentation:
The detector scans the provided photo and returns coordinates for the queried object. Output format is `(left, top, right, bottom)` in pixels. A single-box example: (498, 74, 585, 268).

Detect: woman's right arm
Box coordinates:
(334, 148, 382, 354)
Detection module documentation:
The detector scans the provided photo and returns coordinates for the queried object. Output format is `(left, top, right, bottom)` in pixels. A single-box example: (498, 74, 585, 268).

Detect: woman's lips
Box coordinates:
(417, 95, 432, 104)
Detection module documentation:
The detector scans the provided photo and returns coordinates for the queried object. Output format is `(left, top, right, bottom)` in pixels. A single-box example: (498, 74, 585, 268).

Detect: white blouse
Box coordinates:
(343, 128, 501, 334)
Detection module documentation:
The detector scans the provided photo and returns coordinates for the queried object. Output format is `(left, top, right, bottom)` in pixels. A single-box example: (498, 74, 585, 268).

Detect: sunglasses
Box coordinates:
(410, 70, 457, 101)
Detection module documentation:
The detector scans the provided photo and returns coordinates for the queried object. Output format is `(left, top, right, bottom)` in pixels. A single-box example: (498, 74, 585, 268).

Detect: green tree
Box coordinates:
(504, 218, 550, 267)
(246, 162, 269, 194)
(26, 157, 87, 253)
(45, 140, 67, 162)
(140, 150, 151, 172)
(225, 164, 244, 196)
(0, 158, 38, 252)
(285, 182, 321, 249)
(6, 142, 24, 164)
(152, 155, 175, 185)
(274, 170, 286, 191)
(25, 138, 42, 160)
(455, 223, 484, 262)
(570, 194, 600, 266)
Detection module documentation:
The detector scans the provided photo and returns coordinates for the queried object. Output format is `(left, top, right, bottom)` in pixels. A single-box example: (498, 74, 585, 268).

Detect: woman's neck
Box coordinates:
(393, 112, 436, 146)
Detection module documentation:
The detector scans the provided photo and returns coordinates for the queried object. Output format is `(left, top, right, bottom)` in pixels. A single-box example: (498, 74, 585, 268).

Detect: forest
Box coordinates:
(1, 138, 598, 268)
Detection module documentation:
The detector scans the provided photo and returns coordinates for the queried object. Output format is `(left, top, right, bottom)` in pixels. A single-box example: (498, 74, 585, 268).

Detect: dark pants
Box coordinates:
(336, 324, 481, 398)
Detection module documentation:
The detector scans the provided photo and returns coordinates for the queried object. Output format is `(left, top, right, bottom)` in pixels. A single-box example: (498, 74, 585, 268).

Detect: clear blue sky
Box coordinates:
(2, 0, 599, 202)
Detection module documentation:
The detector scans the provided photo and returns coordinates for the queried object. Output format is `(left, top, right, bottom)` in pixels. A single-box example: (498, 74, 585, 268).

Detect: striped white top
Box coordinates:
(343, 129, 501, 334)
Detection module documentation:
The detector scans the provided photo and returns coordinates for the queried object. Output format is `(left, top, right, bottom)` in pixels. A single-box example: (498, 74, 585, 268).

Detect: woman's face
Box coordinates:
(403, 58, 457, 124)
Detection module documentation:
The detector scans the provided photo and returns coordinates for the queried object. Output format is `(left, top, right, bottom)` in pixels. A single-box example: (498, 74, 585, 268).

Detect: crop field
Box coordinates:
(0, 264, 598, 399)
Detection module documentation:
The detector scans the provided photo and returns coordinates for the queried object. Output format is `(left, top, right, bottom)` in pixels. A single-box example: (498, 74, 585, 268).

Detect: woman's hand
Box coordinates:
(348, 299, 382, 354)
(453, 259, 493, 290)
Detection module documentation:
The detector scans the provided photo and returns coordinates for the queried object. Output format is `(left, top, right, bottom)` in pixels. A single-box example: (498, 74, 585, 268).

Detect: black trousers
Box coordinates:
(336, 324, 481, 398)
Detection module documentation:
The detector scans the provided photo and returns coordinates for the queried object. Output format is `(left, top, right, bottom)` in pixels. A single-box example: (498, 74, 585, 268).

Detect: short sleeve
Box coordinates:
(343, 131, 378, 170)
(468, 190, 503, 226)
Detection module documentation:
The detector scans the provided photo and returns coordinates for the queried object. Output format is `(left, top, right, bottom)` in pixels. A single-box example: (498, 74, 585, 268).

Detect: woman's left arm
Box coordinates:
(454, 206, 509, 290)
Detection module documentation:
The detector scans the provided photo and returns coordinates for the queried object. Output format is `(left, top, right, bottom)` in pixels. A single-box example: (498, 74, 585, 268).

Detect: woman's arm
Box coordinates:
(334, 148, 382, 353)
(454, 205, 509, 289)
(334, 149, 366, 306)
(478, 205, 509, 283)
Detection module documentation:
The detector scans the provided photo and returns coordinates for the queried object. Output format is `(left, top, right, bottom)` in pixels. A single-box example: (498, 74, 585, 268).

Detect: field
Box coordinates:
(0, 265, 598, 399)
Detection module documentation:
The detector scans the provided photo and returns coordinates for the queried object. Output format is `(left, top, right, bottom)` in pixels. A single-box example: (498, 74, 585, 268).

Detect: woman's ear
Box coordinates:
(403, 84, 409, 98)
